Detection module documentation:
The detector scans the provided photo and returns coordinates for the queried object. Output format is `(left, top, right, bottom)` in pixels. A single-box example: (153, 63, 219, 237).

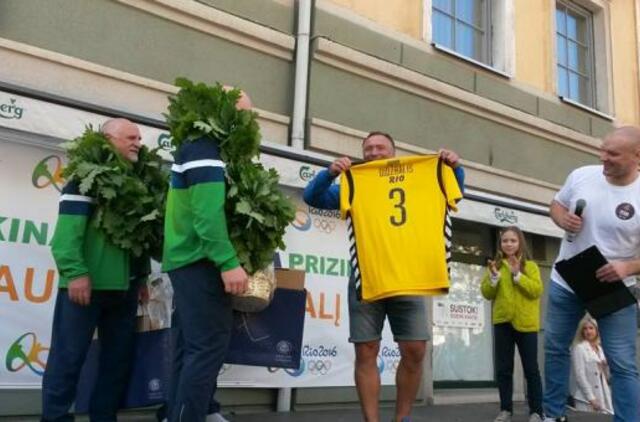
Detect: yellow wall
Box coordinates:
(610, 0, 640, 125)
(326, 0, 422, 39)
(514, 0, 553, 93)
(329, 0, 640, 125)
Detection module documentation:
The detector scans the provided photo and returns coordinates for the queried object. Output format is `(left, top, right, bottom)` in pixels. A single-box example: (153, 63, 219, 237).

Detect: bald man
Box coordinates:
(42, 119, 150, 421)
(543, 127, 640, 422)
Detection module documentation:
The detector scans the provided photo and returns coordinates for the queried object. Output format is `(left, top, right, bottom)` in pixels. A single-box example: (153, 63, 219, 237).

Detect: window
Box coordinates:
(556, 1, 596, 108)
(434, 220, 495, 386)
(432, 0, 492, 64)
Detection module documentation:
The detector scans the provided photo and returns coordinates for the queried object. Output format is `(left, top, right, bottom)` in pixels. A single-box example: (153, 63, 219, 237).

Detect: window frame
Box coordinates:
(431, 0, 493, 65)
(551, 0, 614, 116)
(555, 0, 597, 109)
(425, 0, 515, 79)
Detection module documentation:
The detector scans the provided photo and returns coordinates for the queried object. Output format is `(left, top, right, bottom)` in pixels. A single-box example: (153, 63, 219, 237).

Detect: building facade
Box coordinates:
(0, 0, 639, 415)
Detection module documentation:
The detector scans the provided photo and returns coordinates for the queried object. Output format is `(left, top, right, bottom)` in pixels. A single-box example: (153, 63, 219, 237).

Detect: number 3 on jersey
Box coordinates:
(389, 187, 406, 226)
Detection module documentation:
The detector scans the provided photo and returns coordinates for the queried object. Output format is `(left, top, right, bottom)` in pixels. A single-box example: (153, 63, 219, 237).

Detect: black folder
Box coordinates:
(555, 245, 636, 319)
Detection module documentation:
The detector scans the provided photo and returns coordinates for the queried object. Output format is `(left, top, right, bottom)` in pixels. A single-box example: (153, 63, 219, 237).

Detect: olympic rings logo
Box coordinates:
(307, 359, 332, 375)
(313, 218, 336, 234)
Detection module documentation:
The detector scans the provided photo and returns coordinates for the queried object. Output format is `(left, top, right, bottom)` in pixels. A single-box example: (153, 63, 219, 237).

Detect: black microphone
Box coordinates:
(566, 199, 586, 242)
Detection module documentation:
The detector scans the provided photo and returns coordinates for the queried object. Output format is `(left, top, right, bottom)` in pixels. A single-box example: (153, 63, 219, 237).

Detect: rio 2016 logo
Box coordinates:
(379, 346, 400, 374)
(32, 155, 64, 192)
(292, 210, 312, 231)
(5, 332, 49, 376)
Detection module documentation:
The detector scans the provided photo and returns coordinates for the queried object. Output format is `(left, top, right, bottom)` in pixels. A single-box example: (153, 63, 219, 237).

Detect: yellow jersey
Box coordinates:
(339, 155, 462, 301)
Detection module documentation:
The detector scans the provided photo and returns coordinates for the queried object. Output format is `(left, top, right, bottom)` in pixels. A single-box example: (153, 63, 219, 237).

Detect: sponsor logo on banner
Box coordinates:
(307, 359, 331, 375)
(309, 208, 340, 234)
(157, 133, 174, 151)
(380, 346, 400, 374)
(298, 165, 316, 182)
(292, 207, 340, 234)
(494, 207, 518, 224)
(292, 210, 312, 231)
(5, 332, 49, 376)
(0, 98, 24, 120)
(32, 155, 64, 192)
(268, 344, 339, 378)
(267, 360, 305, 377)
(303, 344, 337, 376)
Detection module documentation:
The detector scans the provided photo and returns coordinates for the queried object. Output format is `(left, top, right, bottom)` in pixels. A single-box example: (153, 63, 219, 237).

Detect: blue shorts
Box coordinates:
(348, 278, 430, 343)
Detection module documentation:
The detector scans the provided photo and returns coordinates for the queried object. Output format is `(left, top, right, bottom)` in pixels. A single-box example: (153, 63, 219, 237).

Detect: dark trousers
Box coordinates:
(494, 323, 543, 415)
(167, 260, 232, 422)
(41, 285, 138, 422)
(156, 307, 221, 421)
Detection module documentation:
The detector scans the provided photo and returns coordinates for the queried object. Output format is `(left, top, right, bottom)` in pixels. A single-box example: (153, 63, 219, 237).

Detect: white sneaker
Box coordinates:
(206, 413, 230, 422)
(163, 412, 229, 422)
(529, 413, 543, 422)
(494, 410, 512, 422)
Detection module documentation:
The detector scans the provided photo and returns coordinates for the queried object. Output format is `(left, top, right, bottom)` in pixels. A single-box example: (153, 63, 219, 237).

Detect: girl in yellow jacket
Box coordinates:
(481, 226, 544, 422)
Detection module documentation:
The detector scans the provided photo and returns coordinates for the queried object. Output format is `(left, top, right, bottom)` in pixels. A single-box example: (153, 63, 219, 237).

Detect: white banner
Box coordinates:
(0, 91, 399, 388)
(0, 141, 60, 387)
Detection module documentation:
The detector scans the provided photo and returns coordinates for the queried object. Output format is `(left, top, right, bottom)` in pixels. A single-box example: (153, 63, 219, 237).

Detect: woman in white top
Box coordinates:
(571, 316, 613, 414)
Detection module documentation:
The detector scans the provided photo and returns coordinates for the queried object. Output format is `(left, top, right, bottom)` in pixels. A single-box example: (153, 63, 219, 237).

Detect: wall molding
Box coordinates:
(314, 38, 603, 157)
(116, 0, 295, 60)
(0, 38, 290, 145)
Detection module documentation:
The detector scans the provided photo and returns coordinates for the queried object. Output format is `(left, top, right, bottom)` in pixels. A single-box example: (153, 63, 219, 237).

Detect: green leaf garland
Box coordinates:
(166, 78, 295, 274)
(61, 127, 168, 258)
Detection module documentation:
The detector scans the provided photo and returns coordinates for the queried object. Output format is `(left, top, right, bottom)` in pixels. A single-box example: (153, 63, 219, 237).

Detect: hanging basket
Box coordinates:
(231, 265, 276, 312)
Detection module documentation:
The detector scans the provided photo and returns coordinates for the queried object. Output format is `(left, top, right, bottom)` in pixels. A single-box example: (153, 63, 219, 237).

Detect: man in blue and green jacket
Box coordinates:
(41, 118, 150, 422)
(161, 92, 251, 422)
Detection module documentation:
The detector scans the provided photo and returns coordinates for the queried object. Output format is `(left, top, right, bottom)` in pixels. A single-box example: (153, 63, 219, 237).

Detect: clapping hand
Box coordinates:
(487, 259, 499, 277)
(507, 256, 520, 274)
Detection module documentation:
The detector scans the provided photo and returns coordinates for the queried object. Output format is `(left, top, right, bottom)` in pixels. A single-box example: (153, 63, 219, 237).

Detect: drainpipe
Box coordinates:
(290, 0, 312, 150)
(277, 0, 312, 412)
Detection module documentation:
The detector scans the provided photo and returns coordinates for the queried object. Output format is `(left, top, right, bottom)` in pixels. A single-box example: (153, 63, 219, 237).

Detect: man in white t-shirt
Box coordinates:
(543, 126, 640, 422)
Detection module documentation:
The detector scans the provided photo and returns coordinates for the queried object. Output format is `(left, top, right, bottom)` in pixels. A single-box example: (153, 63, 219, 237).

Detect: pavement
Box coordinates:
(0, 402, 610, 422)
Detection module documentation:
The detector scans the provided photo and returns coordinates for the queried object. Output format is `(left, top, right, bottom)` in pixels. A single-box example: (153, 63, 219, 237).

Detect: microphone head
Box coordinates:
(574, 199, 586, 217)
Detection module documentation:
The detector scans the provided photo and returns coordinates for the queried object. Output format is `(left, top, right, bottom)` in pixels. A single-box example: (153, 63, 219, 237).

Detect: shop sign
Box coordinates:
(433, 299, 484, 329)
